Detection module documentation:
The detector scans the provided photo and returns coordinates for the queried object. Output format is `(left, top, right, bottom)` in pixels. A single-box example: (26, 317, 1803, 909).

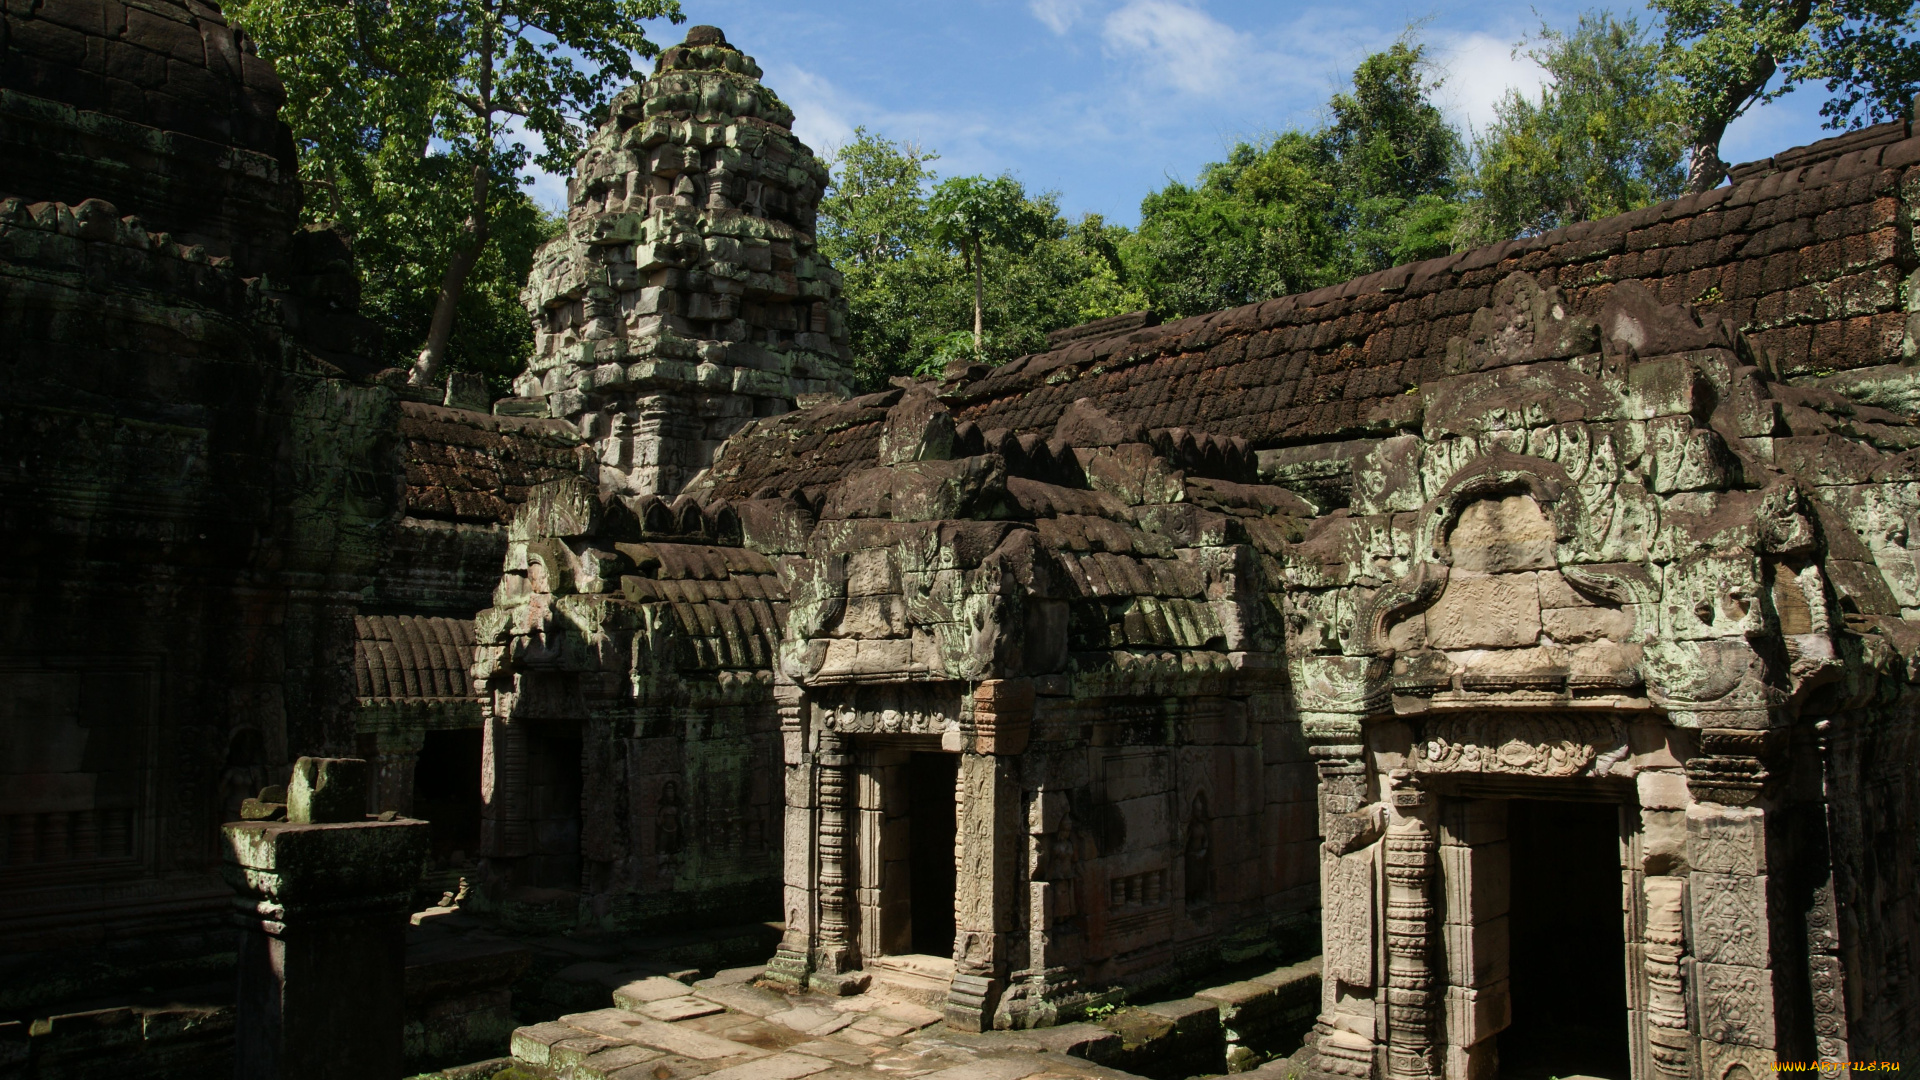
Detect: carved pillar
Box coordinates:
(1305, 710, 1378, 1080)
(1383, 777, 1440, 1080)
(810, 730, 866, 993)
(999, 787, 1078, 1030)
(1805, 719, 1850, 1067)
(478, 704, 528, 859)
(948, 749, 1016, 1031)
(765, 681, 812, 990)
(1685, 750, 1787, 1075)
(1644, 875, 1691, 1078)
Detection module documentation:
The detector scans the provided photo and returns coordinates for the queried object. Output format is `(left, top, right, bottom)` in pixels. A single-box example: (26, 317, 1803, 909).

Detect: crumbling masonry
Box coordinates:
(5, 6, 1920, 1077)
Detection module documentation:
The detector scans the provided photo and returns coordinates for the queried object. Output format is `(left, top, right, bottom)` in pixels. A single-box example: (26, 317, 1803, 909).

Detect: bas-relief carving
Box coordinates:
(1325, 847, 1375, 988)
(1688, 872, 1768, 968)
(1409, 713, 1629, 777)
(1695, 961, 1776, 1048)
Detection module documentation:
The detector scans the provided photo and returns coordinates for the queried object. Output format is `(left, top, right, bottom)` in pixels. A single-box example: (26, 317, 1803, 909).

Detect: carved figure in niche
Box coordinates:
(1045, 810, 1092, 924)
(655, 780, 685, 868)
(1184, 792, 1212, 906)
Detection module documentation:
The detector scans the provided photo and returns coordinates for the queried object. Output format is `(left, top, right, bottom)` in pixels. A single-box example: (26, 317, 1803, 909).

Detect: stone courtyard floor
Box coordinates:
(418, 957, 1320, 1080)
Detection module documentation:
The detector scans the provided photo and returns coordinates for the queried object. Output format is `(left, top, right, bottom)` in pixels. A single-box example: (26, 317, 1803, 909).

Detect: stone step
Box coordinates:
(864, 954, 951, 1009)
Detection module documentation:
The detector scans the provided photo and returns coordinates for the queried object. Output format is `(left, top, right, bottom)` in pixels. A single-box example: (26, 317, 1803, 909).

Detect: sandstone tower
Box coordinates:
(510, 25, 854, 496)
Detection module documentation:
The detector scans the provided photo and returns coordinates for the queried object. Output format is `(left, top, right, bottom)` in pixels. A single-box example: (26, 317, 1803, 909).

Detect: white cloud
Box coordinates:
(1430, 30, 1547, 138)
(1030, 0, 1091, 35)
(767, 64, 862, 155)
(1100, 0, 1244, 97)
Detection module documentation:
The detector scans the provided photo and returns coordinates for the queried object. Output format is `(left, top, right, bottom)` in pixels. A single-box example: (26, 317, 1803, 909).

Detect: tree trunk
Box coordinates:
(1684, 0, 1806, 195)
(1687, 127, 1731, 195)
(409, 174, 490, 387)
(409, 2, 496, 388)
(971, 239, 984, 352)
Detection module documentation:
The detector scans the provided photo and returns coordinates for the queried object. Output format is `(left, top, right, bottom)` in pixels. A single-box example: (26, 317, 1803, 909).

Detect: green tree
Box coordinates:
(817, 131, 1140, 384)
(1656, 0, 1920, 190)
(1460, 12, 1688, 245)
(228, 0, 683, 385)
(1119, 38, 1460, 320)
(928, 175, 1048, 352)
(1123, 133, 1340, 318)
(1321, 40, 1464, 270)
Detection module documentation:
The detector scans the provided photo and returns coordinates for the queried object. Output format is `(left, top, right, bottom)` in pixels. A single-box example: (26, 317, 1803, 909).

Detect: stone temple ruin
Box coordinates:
(5, 3, 1920, 1077)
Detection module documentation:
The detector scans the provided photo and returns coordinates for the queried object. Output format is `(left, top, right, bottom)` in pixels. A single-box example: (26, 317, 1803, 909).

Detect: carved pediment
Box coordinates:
(1446, 272, 1600, 373)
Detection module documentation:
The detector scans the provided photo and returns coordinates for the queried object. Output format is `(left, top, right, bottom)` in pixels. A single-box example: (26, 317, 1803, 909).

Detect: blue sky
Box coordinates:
(523, 0, 1842, 226)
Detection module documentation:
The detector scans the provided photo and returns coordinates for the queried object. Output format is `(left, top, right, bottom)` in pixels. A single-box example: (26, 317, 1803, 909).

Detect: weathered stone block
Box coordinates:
(286, 756, 369, 824)
(1443, 981, 1510, 1049)
(1443, 915, 1509, 988)
(1425, 572, 1541, 648)
(1439, 842, 1509, 924)
(1448, 495, 1555, 572)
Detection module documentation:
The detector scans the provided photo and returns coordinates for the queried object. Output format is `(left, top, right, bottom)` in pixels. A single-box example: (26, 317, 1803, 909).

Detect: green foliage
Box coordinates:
(1321, 41, 1464, 269)
(349, 167, 562, 389)
(817, 130, 1142, 386)
(1120, 39, 1460, 320)
(228, 0, 683, 384)
(1655, 0, 1920, 184)
(1460, 12, 1689, 245)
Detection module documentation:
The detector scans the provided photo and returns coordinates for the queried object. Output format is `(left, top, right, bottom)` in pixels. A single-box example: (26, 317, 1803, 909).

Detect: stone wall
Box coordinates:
(0, 0, 399, 1013)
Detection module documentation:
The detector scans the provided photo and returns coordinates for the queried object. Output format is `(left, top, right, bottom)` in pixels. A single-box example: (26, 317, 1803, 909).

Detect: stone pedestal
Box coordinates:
(223, 758, 429, 1080)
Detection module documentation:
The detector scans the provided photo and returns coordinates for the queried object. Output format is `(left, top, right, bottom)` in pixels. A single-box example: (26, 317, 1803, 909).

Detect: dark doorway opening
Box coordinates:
(907, 752, 958, 955)
(1500, 799, 1630, 1080)
(527, 733, 582, 889)
(414, 729, 482, 864)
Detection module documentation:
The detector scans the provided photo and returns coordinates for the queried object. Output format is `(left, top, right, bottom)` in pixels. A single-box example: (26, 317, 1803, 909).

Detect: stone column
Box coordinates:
(765, 682, 813, 990)
(1303, 706, 1379, 1080)
(1643, 875, 1691, 1078)
(948, 749, 1017, 1031)
(810, 731, 867, 994)
(1683, 724, 1789, 1077)
(479, 706, 528, 859)
(1383, 777, 1439, 1080)
(1805, 716, 1850, 1067)
(223, 757, 428, 1080)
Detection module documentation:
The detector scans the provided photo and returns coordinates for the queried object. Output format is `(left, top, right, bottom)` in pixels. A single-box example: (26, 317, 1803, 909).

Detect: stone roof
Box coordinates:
(401, 401, 585, 525)
(354, 614, 478, 703)
(694, 120, 1920, 502)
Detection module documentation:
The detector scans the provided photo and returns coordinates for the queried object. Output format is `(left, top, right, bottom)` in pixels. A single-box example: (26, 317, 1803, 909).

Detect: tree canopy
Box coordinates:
(228, 0, 683, 390)
(1655, 0, 1920, 189)
(232, 3, 1920, 391)
(816, 129, 1140, 385)
(1460, 12, 1690, 246)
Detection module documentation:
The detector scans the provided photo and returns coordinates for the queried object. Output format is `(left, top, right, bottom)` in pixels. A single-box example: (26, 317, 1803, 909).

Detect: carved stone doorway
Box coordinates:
(526, 729, 582, 888)
(908, 751, 959, 954)
(1499, 798, 1631, 1080)
(415, 728, 483, 864)
(849, 740, 962, 1003)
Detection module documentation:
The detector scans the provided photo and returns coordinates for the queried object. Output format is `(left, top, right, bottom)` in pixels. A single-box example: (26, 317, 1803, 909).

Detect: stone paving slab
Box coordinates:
(694, 981, 794, 1017)
(503, 958, 1239, 1080)
(699, 1051, 836, 1080)
(618, 976, 704, 1006)
(643, 995, 730, 1022)
(562, 1008, 774, 1060)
